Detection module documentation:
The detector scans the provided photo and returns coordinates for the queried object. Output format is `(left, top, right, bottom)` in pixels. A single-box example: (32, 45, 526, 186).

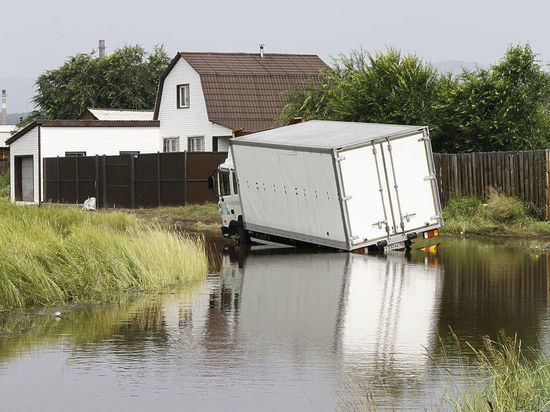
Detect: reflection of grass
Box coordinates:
(0, 200, 207, 309)
(0, 289, 197, 363)
(442, 190, 550, 237)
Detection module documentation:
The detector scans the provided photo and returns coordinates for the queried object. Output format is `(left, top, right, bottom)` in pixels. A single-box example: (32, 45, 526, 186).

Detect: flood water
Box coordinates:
(1, 234, 549, 410)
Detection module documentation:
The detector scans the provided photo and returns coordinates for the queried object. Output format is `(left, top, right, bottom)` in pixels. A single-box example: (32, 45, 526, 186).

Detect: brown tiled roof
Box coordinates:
(153, 52, 329, 132)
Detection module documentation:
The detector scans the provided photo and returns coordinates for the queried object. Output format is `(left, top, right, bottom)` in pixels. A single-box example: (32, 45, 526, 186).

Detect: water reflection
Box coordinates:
(0, 237, 549, 410)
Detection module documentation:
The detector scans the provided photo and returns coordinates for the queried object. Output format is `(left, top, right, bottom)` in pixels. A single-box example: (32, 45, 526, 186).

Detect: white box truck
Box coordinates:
(217, 120, 443, 251)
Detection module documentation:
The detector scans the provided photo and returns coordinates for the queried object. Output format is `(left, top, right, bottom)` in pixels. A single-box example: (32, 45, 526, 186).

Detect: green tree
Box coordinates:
(29, 44, 170, 122)
(278, 48, 442, 127)
(433, 44, 550, 152)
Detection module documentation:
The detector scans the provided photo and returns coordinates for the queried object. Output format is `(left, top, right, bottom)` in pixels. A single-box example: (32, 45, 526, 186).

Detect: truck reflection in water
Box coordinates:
(203, 246, 443, 377)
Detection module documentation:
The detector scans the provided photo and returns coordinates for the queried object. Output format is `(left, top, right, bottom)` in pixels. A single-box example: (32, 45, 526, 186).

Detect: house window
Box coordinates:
(177, 84, 190, 108)
(163, 137, 180, 153)
(188, 136, 205, 152)
(65, 151, 86, 157)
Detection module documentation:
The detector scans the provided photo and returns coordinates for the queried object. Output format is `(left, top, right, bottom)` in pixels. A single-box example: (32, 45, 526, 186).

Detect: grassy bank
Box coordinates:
(128, 203, 220, 231)
(441, 191, 550, 237)
(0, 200, 208, 310)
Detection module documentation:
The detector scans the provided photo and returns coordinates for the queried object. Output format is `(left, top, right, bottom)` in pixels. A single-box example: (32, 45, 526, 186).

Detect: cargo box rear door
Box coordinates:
(337, 144, 392, 246)
(379, 132, 440, 232)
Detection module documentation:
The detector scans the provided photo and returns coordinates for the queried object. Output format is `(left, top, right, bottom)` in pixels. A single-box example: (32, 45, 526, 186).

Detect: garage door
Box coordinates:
(21, 157, 34, 202)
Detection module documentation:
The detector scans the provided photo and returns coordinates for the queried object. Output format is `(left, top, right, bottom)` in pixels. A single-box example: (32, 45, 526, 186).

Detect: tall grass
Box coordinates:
(0, 200, 207, 310)
(433, 332, 550, 411)
(442, 189, 547, 236)
(338, 332, 550, 411)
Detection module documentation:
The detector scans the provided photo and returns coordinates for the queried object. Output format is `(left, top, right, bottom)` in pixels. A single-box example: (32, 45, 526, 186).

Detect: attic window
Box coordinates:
(177, 84, 190, 108)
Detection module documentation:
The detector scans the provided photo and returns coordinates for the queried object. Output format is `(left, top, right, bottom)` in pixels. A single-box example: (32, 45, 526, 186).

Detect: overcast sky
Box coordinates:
(1, 0, 549, 113)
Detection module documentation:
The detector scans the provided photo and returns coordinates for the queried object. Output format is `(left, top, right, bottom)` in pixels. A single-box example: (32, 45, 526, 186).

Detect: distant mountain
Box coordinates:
(6, 112, 31, 125)
(433, 60, 486, 75)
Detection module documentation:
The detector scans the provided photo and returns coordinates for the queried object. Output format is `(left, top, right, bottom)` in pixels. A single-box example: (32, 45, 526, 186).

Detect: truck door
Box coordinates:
(218, 168, 242, 227)
(338, 144, 393, 245)
(378, 133, 440, 233)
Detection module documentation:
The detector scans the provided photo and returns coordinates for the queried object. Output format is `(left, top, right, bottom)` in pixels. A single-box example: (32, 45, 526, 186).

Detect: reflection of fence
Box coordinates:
(0, 159, 8, 175)
(433, 150, 549, 219)
(43, 152, 227, 208)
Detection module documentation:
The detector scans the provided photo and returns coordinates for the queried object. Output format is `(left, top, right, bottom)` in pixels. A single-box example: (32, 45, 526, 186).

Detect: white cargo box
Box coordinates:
(230, 120, 443, 251)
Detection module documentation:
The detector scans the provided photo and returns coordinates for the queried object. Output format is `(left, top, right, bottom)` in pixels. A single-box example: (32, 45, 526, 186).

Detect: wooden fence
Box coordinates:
(43, 152, 227, 208)
(433, 150, 550, 219)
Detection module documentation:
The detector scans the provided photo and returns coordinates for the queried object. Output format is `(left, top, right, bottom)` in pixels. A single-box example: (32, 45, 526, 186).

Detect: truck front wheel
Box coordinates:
(234, 225, 250, 246)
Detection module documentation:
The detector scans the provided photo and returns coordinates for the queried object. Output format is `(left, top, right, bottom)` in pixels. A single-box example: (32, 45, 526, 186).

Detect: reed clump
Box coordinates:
(436, 332, 550, 411)
(442, 189, 547, 236)
(0, 200, 207, 310)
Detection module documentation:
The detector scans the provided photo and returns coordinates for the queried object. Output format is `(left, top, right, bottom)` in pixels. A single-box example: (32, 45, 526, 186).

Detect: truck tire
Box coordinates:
(234, 225, 250, 246)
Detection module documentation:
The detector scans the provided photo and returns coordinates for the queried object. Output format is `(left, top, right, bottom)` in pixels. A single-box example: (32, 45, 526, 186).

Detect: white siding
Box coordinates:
(158, 58, 232, 152)
(10, 126, 39, 203)
(9, 125, 159, 203)
(39, 127, 160, 202)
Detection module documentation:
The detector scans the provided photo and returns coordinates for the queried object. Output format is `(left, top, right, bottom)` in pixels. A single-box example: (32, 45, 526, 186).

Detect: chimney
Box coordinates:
(259, 44, 265, 58)
(1, 90, 7, 125)
(99, 40, 106, 58)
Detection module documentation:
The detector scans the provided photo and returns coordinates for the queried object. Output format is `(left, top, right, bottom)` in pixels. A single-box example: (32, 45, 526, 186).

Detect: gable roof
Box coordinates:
(81, 108, 154, 121)
(153, 52, 329, 132)
(6, 120, 159, 145)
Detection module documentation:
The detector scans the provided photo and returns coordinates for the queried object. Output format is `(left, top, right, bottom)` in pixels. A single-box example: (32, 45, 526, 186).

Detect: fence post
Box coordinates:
(75, 156, 79, 204)
(130, 155, 136, 209)
(157, 151, 161, 207)
(102, 155, 107, 208)
(183, 151, 188, 205)
(95, 155, 99, 205)
(56, 156, 60, 203)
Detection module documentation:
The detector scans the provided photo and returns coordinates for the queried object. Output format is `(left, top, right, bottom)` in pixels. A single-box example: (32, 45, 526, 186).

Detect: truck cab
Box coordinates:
(217, 156, 246, 243)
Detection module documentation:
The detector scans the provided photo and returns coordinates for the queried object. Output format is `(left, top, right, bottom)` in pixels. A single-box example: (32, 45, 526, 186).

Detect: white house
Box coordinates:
(7, 120, 159, 203)
(80, 108, 154, 121)
(154, 52, 328, 152)
(0, 124, 16, 159)
(8, 50, 328, 203)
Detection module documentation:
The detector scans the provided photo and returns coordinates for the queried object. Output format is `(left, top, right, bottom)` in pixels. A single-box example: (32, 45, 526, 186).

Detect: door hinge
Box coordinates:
(341, 195, 352, 202)
(337, 156, 346, 162)
(372, 220, 386, 229)
(403, 212, 416, 222)
(424, 174, 436, 181)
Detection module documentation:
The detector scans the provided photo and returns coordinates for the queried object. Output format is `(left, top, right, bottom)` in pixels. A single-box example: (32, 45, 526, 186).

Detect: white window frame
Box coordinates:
(163, 137, 180, 153)
(187, 136, 205, 152)
(177, 84, 190, 108)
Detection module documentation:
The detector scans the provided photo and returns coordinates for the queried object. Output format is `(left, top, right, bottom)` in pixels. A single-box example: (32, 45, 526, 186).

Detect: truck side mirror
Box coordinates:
(208, 176, 214, 189)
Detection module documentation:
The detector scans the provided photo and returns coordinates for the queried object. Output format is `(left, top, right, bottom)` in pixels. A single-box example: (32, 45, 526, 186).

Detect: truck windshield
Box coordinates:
(219, 170, 231, 196)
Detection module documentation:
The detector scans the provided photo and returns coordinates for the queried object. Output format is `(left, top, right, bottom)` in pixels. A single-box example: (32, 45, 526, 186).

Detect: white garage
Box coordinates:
(7, 120, 160, 204)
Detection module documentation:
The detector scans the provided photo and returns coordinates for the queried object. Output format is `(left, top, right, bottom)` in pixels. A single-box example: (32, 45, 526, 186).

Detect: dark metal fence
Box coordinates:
(43, 152, 227, 208)
(433, 150, 550, 219)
